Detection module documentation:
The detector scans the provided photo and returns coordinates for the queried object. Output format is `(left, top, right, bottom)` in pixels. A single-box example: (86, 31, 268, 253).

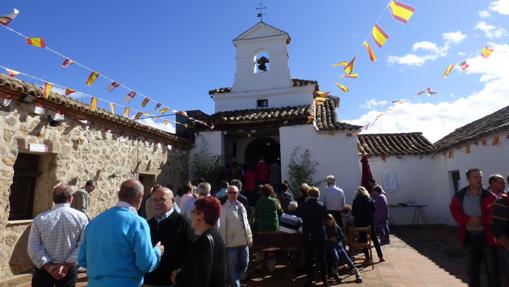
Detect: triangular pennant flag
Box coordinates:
(389, 0, 416, 24)
(61, 58, 73, 68)
(0, 8, 19, 26)
(363, 41, 377, 62)
(107, 82, 120, 92)
(344, 57, 356, 74)
(65, 88, 75, 96)
(43, 82, 53, 99)
(154, 103, 162, 111)
(335, 83, 349, 93)
(90, 97, 98, 111)
(141, 97, 150, 107)
(443, 64, 455, 78)
(134, 112, 143, 120)
(160, 107, 170, 114)
(26, 37, 46, 48)
(34, 103, 45, 115)
(125, 91, 136, 102)
(481, 46, 494, 59)
(86, 71, 99, 86)
(4, 68, 20, 77)
(372, 25, 389, 48)
(342, 73, 359, 79)
(123, 107, 130, 118)
(332, 61, 348, 68)
(109, 102, 115, 114)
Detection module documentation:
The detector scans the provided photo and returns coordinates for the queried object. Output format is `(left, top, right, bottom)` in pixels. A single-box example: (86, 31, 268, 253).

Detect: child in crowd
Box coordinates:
(325, 213, 362, 283)
(341, 204, 354, 241)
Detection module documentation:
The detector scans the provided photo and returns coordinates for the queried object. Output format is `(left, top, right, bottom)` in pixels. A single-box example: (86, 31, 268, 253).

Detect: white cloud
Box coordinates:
(137, 118, 176, 133)
(387, 31, 466, 66)
(359, 98, 389, 109)
(479, 10, 492, 18)
(349, 43, 509, 143)
(475, 21, 508, 39)
(490, 0, 509, 15)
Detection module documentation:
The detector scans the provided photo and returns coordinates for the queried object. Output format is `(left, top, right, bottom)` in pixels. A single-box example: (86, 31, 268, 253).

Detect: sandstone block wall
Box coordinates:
(0, 99, 189, 280)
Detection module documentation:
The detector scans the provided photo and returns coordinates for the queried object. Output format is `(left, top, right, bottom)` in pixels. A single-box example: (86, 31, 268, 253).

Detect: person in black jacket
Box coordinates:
(296, 186, 329, 287)
(351, 186, 385, 262)
(172, 196, 225, 287)
(144, 187, 195, 286)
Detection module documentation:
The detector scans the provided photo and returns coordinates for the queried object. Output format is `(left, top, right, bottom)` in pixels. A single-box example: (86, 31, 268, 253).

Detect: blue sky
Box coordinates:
(1, 0, 509, 141)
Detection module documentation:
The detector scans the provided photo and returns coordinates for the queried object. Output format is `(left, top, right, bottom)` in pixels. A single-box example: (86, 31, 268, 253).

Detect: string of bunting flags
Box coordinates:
(0, 8, 210, 130)
(0, 65, 206, 130)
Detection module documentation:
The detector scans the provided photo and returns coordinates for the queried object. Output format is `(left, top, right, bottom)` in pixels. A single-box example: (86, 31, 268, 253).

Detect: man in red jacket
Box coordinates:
(449, 168, 499, 287)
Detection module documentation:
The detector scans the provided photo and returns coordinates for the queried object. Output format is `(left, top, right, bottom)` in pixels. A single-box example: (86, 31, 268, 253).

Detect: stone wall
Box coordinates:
(0, 98, 189, 280)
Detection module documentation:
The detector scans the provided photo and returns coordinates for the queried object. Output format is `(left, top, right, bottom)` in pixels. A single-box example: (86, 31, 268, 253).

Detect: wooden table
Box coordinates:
(389, 204, 429, 225)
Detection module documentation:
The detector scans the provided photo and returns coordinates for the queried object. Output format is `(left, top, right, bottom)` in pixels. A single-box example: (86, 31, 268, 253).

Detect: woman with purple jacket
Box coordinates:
(373, 185, 390, 245)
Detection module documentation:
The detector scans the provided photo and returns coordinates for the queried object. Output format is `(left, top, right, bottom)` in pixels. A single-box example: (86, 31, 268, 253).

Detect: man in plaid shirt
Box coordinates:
(28, 184, 88, 287)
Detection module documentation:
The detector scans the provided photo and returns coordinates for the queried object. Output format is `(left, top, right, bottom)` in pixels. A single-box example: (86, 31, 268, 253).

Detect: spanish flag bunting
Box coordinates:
(106, 82, 120, 92)
(154, 103, 162, 111)
(389, 0, 415, 24)
(134, 112, 143, 120)
(335, 83, 349, 93)
(86, 71, 99, 86)
(43, 82, 53, 99)
(141, 97, 150, 107)
(109, 102, 115, 114)
(125, 91, 136, 102)
(342, 73, 358, 79)
(344, 57, 356, 74)
(332, 61, 348, 68)
(26, 37, 46, 48)
(61, 58, 73, 68)
(65, 88, 75, 96)
(4, 68, 20, 77)
(459, 61, 469, 70)
(443, 64, 455, 78)
(163, 120, 169, 125)
(0, 8, 19, 26)
(160, 107, 170, 114)
(372, 25, 389, 48)
(481, 46, 494, 58)
(363, 41, 377, 62)
(90, 97, 98, 111)
(123, 107, 130, 118)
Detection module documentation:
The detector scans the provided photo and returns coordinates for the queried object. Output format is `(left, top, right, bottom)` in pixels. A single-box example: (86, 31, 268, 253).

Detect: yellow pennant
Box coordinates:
(160, 107, 170, 114)
(443, 64, 455, 78)
(43, 82, 53, 99)
(335, 83, 349, 93)
(123, 107, 130, 118)
(344, 57, 356, 74)
(90, 97, 98, 111)
(332, 61, 348, 68)
(372, 25, 389, 48)
(86, 71, 99, 86)
(109, 102, 115, 114)
(134, 112, 143, 120)
(363, 41, 377, 62)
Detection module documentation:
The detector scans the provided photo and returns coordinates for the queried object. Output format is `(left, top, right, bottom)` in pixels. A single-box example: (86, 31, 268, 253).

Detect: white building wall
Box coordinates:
(191, 131, 223, 157)
(279, 125, 361, 201)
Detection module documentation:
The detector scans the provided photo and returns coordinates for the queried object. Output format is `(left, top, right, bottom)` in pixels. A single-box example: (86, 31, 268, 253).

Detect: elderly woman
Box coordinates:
(219, 185, 253, 287)
(253, 184, 280, 271)
(373, 185, 390, 245)
(172, 197, 225, 287)
(351, 186, 385, 262)
(296, 183, 310, 207)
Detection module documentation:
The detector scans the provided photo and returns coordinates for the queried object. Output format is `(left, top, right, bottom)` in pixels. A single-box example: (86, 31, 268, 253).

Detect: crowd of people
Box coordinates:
(27, 173, 392, 287)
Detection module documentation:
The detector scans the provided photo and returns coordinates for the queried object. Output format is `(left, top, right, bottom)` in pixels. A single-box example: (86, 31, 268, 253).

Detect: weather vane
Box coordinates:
(256, 3, 267, 22)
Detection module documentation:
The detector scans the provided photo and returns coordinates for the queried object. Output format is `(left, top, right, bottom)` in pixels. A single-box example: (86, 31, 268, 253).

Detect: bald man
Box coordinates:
(28, 184, 88, 287)
(144, 187, 194, 287)
(79, 179, 164, 287)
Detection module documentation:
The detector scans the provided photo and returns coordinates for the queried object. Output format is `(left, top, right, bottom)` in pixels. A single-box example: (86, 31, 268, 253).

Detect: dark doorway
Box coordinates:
(9, 154, 41, 220)
(244, 137, 280, 169)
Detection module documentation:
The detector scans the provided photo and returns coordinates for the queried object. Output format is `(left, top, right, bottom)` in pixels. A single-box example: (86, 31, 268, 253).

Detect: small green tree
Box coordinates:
(189, 143, 223, 192)
(288, 147, 319, 194)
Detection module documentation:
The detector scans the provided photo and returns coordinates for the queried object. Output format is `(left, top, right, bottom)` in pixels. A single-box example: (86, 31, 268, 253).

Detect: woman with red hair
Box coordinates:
(172, 197, 225, 287)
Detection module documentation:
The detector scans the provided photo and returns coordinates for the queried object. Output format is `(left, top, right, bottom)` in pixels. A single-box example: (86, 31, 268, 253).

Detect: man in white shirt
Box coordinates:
(319, 175, 345, 227)
(28, 184, 88, 287)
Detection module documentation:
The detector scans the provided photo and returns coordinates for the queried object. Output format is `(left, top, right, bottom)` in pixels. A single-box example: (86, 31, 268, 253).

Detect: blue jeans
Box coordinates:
(327, 242, 356, 271)
(226, 245, 250, 287)
(376, 218, 390, 244)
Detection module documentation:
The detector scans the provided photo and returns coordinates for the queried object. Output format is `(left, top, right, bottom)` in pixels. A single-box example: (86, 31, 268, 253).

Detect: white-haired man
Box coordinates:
(182, 182, 211, 220)
(320, 175, 345, 227)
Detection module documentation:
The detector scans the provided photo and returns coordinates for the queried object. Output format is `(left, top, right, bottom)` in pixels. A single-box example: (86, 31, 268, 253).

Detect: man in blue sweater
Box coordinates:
(78, 179, 164, 287)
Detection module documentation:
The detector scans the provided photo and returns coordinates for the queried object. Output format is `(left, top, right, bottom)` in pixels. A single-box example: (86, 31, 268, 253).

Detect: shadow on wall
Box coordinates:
(9, 225, 33, 275)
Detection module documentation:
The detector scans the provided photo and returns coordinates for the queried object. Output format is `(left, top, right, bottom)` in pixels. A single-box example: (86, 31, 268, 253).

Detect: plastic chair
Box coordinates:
(348, 226, 374, 270)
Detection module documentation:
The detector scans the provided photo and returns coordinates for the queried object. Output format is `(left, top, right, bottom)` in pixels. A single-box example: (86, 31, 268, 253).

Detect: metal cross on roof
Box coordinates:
(256, 3, 267, 22)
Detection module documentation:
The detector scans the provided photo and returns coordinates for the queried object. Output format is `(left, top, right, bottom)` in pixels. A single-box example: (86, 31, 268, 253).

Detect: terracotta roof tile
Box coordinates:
(434, 105, 509, 150)
(358, 132, 436, 156)
(314, 97, 361, 132)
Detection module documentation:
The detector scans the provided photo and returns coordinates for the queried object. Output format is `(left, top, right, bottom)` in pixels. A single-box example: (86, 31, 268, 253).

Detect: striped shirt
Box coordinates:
(28, 203, 88, 268)
(279, 213, 303, 234)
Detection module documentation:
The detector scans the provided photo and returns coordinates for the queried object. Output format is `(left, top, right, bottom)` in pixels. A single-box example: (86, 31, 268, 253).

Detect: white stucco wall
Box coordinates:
(191, 131, 223, 157)
(279, 125, 361, 201)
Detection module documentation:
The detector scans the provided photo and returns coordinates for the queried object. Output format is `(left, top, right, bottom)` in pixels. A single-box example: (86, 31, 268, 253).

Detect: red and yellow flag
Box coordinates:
(342, 73, 358, 79)
(90, 97, 98, 111)
(344, 57, 356, 74)
(336, 83, 349, 93)
(141, 97, 150, 107)
(481, 46, 493, 58)
(86, 71, 99, 86)
(134, 112, 143, 120)
(65, 88, 75, 96)
(123, 107, 130, 118)
(363, 41, 377, 62)
(389, 0, 416, 24)
(26, 37, 46, 48)
(372, 25, 389, 48)
(332, 61, 348, 68)
(4, 68, 20, 77)
(109, 102, 115, 114)
(43, 82, 53, 99)
(160, 107, 170, 114)
(443, 64, 455, 78)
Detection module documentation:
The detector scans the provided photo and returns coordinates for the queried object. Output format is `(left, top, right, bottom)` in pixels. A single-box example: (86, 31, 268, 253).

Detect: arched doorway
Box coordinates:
(244, 137, 280, 169)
